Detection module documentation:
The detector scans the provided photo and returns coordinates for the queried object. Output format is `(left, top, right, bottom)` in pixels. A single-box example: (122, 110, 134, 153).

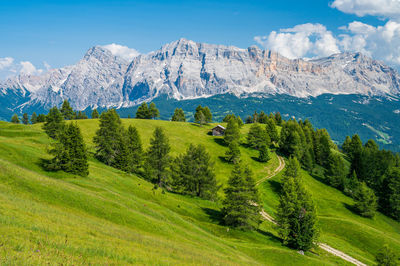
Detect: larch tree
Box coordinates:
(22, 113, 29, 125)
(353, 182, 377, 218)
(31, 112, 38, 124)
(145, 127, 171, 187)
(277, 157, 319, 251)
(11, 114, 20, 124)
(93, 109, 124, 166)
(43, 106, 65, 139)
(171, 108, 186, 122)
(91, 109, 99, 119)
(224, 118, 240, 145)
(222, 163, 261, 230)
(61, 100, 75, 120)
(171, 144, 217, 199)
(225, 140, 241, 164)
(149, 102, 160, 119)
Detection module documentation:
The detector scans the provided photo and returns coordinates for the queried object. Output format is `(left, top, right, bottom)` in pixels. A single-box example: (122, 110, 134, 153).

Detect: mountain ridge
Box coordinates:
(1, 38, 400, 112)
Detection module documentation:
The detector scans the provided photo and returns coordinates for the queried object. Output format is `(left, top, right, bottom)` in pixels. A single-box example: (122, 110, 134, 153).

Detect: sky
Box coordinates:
(1, 0, 400, 79)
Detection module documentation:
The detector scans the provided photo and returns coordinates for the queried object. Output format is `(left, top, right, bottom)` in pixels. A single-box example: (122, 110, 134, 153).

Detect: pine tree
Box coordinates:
(225, 140, 241, 164)
(31, 112, 38, 124)
(342, 136, 352, 154)
(301, 148, 314, 172)
(202, 106, 212, 123)
(37, 114, 46, 122)
(247, 123, 270, 150)
(277, 157, 319, 251)
(194, 107, 206, 126)
(149, 102, 160, 119)
(384, 167, 400, 221)
(237, 116, 244, 128)
(224, 118, 240, 145)
(145, 127, 171, 187)
(349, 134, 363, 175)
(43, 107, 65, 139)
(11, 114, 20, 124)
(222, 163, 261, 230)
(127, 125, 144, 173)
(171, 144, 217, 199)
(375, 244, 398, 266)
(266, 118, 279, 143)
(93, 109, 124, 166)
(344, 170, 360, 198)
(353, 182, 377, 218)
(258, 111, 268, 124)
(275, 112, 282, 125)
(171, 108, 186, 122)
(22, 113, 29, 125)
(61, 100, 75, 120)
(245, 115, 253, 124)
(46, 123, 89, 177)
(325, 153, 347, 189)
(258, 143, 270, 162)
(136, 102, 151, 119)
(91, 109, 99, 119)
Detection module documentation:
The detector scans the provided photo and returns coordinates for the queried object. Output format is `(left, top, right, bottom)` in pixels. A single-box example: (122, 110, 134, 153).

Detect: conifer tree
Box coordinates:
(266, 118, 279, 143)
(194, 106, 206, 126)
(325, 153, 347, 189)
(171, 144, 217, 199)
(277, 157, 319, 251)
(222, 163, 261, 230)
(31, 112, 38, 124)
(46, 123, 89, 176)
(149, 102, 160, 119)
(245, 115, 253, 124)
(37, 114, 46, 123)
(127, 125, 144, 173)
(342, 136, 352, 154)
(344, 170, 360, 198)
(258, 143, 270, 162)
(136, 102, 151, 119)
(61, 100, 75, 120)
(224, 118, 240, 145)
(275, 112, 282, 125)
(22, 113, 29, 125)
(43, 106, 65, 139)
(353, 182, 377, 218)
(301, 148, 314, 172)
(11, 114, 20, 124)
(171, 108, 186, 122)
(247, 123, 270, 150)
(93, 109, 124, 166)
(202, 106, 212, 123)
(237, 116, 244, 128)
(383, 167, 400, 221)
(258, 111, 268, 124)
(91, 109, 99, 119)
(145, 127, 171, 187)
(225, 140, 241, 164)
(375, 244, 398, 266)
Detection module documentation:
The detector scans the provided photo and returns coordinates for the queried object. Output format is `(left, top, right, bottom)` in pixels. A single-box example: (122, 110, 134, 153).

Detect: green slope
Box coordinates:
(0, 120, 399, 265)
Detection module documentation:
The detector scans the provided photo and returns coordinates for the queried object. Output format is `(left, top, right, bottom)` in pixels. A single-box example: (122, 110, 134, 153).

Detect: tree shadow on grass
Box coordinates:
(310, 172, 328, 185)
(343, 202, 360, 216)
(268, 180, 282, 194)
(202, 207, 224, 224)
(256, 228, 282, 244)
(218, 156, 229, 163)
(214, 138, 227, 147)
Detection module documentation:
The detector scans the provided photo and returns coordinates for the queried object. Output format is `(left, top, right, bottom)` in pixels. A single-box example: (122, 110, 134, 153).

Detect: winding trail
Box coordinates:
(256, 155, 367, 266)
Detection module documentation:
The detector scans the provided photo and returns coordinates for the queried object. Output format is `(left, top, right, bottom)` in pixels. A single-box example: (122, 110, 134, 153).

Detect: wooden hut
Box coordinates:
(211, 125, 226, 136)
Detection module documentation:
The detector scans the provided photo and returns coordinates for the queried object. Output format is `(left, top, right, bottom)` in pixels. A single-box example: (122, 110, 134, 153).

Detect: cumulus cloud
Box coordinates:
(254, 23, 340, 59)
(340, 20, 400, 65)
(254, 19, 400, 67)
(0, 57, 14, 70)
(0, 59, 47, 80)
(331, 0, 400, 18)
(101, 43, 140, 61)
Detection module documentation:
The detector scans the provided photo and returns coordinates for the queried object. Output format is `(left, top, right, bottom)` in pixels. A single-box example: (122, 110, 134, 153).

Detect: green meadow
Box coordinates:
(0, 119, 399, 265)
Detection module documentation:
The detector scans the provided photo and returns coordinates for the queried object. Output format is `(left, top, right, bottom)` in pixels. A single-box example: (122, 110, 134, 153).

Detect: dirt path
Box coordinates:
(256, 155, 367, 266)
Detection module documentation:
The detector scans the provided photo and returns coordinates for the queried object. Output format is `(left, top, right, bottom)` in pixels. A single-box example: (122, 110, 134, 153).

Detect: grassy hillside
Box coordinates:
(0, 119, 399, 264)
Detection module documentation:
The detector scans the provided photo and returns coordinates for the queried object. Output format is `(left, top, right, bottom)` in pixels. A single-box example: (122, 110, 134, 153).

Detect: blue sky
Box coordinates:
(0, 0, 399, 77)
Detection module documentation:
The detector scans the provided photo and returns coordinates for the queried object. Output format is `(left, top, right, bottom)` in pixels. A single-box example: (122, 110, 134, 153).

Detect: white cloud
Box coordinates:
(254, 19, 400, 67)
(43, 61, 51, 71)
(101, 43, 140, 61)
(0, 57, 14, 70)
(340, 20, 400, 65)
(331, 0, 400, 18)
(254, 23, 340, 59)
(20, 61, 42, 75)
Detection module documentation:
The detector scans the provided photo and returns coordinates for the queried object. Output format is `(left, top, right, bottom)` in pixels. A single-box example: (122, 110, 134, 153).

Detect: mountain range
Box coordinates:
(1, 38, 400, 150)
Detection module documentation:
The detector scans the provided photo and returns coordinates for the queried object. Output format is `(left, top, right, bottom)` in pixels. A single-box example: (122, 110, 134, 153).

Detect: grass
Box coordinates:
(0, 119, 399, 265)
